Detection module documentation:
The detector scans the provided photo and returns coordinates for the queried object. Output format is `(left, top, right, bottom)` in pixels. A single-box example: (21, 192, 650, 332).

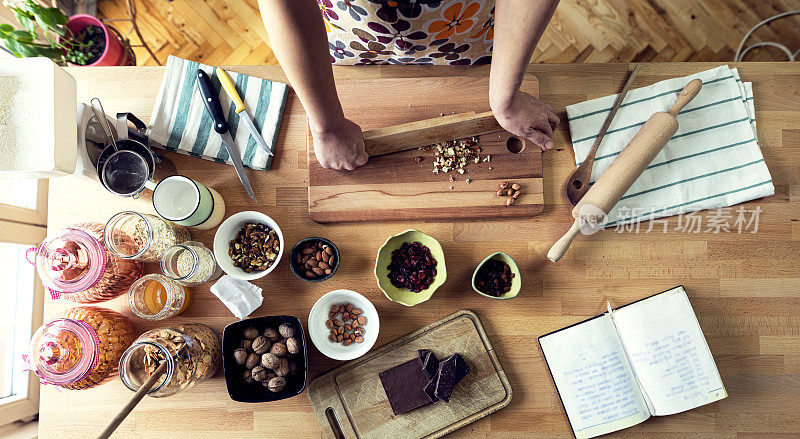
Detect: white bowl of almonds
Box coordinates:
(213, 211, 283, 281)
(308, 289, 380, 361)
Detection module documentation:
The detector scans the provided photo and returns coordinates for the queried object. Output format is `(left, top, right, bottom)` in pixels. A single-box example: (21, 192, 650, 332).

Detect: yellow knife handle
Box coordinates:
(216, 67, 245, 114)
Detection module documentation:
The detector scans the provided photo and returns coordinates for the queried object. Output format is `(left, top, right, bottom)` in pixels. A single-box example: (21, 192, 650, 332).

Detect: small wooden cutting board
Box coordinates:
(307, 310, 512, 439)
(307, 75, 542, 223)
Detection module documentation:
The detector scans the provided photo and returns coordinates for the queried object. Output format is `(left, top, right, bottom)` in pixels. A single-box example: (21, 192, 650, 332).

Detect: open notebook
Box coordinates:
(539, 286, 726, 439)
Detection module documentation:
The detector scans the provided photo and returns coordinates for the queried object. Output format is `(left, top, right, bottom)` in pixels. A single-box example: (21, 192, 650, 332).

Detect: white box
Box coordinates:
(0, 58, 77, 177)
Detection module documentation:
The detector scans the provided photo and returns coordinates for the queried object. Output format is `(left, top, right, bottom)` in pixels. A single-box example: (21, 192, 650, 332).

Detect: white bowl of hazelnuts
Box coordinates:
(222, 316, 307, 402)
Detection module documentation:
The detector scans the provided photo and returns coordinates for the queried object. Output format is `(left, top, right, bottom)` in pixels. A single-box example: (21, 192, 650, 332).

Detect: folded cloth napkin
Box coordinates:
(147, 55, 289, 170)
(210, 275, 263, 319)
(566, 65, 773, 228)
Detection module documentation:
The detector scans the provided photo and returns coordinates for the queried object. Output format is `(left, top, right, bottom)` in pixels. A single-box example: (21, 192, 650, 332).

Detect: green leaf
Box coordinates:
(13, 10, 36, 34)
(1, 38, 38, 57)
(0, 24, 14, 33)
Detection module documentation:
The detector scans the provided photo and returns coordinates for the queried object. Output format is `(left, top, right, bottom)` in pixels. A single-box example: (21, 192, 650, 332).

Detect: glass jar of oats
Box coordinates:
(118, 323, 221, 397)
(103, 211, 190, 263)
(25, 306, 136, 390)
(160, 241, 222, 287)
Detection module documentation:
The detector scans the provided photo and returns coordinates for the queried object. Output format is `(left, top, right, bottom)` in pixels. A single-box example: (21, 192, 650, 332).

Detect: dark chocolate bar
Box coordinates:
(423, 376, 439, 402)
(433, 353, 471, 403)
(379, 357, 434, 415)
(418, 349, 440, 379)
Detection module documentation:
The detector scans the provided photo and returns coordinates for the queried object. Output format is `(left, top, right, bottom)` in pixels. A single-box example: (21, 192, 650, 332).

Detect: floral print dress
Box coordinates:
(319, 0, 494, 65)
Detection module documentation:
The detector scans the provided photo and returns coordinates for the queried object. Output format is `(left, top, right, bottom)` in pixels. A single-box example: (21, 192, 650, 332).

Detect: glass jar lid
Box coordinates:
(27, 318, 99, 386)
(30, 228, 106, 295)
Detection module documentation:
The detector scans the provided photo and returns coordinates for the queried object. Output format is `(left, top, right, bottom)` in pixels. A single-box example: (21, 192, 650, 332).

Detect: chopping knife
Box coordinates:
(216, 67, 273, 157)
(196, 69, 257, 202)
(565, 64, 642, 205)
(547, 78, 702, 262)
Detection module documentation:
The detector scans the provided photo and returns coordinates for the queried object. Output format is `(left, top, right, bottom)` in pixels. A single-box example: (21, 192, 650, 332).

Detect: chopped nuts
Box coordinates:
(228, 222, 280, 273)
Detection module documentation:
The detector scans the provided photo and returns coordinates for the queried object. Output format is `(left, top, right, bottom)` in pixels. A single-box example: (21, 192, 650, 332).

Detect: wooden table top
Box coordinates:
(41, 63, 800, 438)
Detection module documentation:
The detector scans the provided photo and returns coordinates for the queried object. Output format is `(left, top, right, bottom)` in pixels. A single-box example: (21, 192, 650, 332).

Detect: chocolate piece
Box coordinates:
(434, 353, 471, 403)
(423, 376, 439, 402)
(379, 357, 434, 415)
(418, 349, 440, 379)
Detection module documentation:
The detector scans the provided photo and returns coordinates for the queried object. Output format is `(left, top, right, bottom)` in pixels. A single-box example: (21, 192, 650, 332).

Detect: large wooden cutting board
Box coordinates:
(307, 310, 512, 439)
(307, 76, 542, 223)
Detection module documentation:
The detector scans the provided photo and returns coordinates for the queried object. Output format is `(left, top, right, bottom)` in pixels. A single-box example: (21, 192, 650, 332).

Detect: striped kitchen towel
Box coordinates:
(566, 65, 773, 228)
(147, 55, 289, 170)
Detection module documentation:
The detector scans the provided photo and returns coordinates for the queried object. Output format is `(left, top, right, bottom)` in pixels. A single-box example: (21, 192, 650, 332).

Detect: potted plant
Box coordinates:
(0, 0, 126, 66)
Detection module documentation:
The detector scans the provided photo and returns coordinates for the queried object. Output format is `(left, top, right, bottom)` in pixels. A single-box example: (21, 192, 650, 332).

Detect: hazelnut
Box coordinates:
(243, 369, 254, 384)
(251, 365, 268, 382)
(245, 352, 260, 369)
(270, 342, 287, 357)
(241, 339, 253, 351)
(267, 376, 287, 393)
(261, 352, 280, 370)
(233, 348, 247, 365)
(275, 358, 289, 377)
(252, 336, 270, 354)
(278, 323, 295, 339)
(263, 327, 279, 341)
(286, 337, 300, 355)
(243, 327, 259, 340)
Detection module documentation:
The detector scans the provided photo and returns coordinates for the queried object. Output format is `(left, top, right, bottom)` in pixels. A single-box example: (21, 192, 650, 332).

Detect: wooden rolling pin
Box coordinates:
(548, 78, 702, 262)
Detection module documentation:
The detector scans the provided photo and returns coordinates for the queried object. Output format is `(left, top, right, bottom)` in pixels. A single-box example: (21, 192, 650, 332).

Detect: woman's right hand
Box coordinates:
(311, 117, 369, 170)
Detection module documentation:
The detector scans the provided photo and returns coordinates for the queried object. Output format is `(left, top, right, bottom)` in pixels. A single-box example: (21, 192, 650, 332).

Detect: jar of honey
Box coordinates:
(128, 274, 193, 320)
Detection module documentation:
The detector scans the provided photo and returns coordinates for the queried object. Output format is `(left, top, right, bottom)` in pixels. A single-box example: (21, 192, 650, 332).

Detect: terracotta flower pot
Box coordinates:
(63, 14, 126, 66)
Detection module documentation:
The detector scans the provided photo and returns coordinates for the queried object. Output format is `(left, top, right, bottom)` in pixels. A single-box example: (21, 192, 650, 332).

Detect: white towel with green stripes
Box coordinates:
(147, 55, 289, 171)
(566, 65, 773, 228)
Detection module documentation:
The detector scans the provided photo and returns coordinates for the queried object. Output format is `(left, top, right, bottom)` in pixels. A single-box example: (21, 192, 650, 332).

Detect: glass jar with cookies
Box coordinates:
(118, 323, 221, 397)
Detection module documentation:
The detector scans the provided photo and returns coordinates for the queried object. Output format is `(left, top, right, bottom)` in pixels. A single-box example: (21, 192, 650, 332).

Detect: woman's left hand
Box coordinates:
(490, 90, 560, 151)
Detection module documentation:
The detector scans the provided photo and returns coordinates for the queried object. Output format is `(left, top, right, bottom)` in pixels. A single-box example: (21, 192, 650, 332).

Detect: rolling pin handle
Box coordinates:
(668, 79, 703, 117)
(547, 219, 582, 263)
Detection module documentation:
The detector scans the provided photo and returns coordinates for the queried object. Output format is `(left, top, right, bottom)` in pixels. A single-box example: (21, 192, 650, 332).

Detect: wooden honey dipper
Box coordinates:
(548, 78, 703, 262)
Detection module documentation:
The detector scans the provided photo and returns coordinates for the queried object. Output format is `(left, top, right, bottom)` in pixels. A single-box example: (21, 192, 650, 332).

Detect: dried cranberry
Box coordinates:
(387, 241, 437, 293)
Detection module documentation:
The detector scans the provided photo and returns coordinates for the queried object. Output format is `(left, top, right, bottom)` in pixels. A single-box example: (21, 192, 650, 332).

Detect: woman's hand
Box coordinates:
(311, 118, 369, 170)
(491, 90, 559, 151)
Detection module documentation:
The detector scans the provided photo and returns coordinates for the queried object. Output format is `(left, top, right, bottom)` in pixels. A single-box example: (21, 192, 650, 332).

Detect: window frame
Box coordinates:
(0, 180, 48, 226)
(0, 215, 46, 426)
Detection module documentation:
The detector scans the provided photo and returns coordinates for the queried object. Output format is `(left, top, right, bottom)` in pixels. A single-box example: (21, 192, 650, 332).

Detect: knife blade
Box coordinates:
(216, 67, 273, 156)
(196, 69, 257, 202)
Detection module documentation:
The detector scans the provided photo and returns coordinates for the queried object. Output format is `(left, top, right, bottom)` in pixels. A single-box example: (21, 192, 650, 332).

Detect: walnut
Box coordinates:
(278, 323, 295, 339)
(252, 336, 270, 354)
(245, 352, 259, 369)
(243, 369, 254, 384)
(251, 365, 268, 382)
(269, 342, 287, 357)
(233, 348, 247, 365)
(286, 337, 300, 355)
(263, 327, 279, 341)
(241, 339, 253, 351)
(243, 327, 259, 340)
(267, 376, 286, 393)
(261, 352, 280, 370)
(275, 358, 289, 377)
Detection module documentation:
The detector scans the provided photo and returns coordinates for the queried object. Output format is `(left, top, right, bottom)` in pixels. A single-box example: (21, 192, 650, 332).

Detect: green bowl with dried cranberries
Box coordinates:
(374, 229, 447, 307)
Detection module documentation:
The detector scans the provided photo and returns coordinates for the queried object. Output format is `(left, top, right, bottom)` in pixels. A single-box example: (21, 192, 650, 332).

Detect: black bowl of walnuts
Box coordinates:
(222, 316, 307, 402)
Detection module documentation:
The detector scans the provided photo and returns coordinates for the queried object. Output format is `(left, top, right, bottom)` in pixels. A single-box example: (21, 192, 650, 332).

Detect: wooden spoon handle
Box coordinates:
(667, 79, 703, 116)
(97, 361, 168, 439)
(547, 219, 582, 262)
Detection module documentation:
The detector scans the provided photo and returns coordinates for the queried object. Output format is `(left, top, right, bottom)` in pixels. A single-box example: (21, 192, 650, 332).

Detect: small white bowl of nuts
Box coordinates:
(213, 211, 284, 281)
(308, 289, 380, 361)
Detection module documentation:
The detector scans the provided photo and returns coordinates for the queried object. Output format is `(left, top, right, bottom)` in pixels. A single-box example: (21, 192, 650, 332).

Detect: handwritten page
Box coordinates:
(540, 314, 650, 439)
(612, 286, 727, 416)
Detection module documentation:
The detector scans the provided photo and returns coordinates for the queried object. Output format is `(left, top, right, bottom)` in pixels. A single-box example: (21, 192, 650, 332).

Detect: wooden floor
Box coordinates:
(97, 0, 800, 66)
